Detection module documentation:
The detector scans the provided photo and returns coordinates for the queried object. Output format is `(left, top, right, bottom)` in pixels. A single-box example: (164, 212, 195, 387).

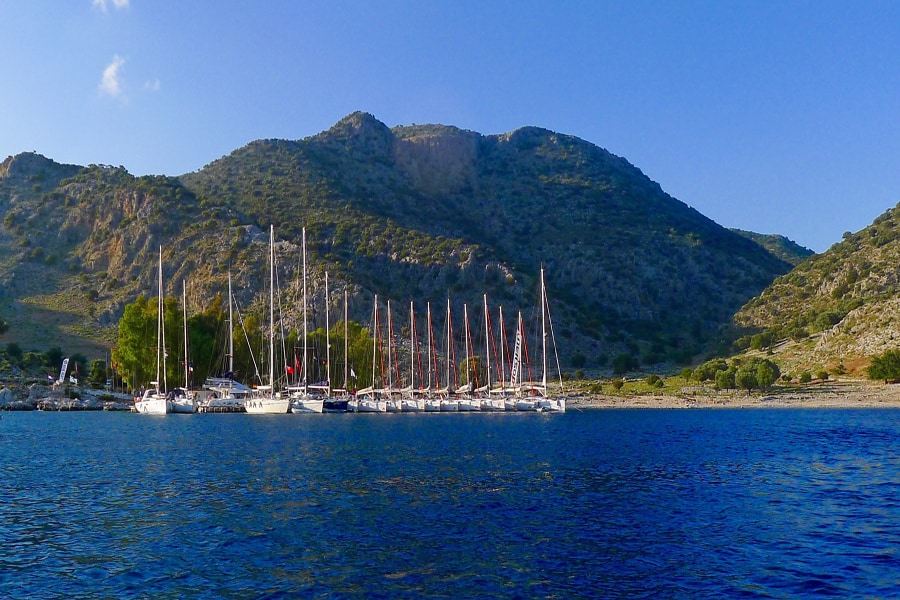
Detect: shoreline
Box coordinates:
(3, 378, 900, 411)
(569, 379, 900, 409)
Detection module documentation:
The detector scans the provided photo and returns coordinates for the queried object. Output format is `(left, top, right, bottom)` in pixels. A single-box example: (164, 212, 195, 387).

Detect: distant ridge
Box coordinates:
(730, 229, 814, 266)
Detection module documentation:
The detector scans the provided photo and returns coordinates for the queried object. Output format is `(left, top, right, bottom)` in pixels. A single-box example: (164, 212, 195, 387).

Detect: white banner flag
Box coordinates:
(510, 328, 522, 387)
(57, 357, 69, 385)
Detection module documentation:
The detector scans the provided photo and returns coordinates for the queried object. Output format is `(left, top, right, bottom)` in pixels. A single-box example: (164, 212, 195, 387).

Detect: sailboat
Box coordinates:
(489, 304, 515, 409)
(401, 301, 425, 412)
(510, 311, 535, 411)
(291, 228, 325, 414)
(244, 225, 291, 414)
(383, 300, 403, 413)
(134, 247, 173, 415)
(423, 301, 442, 412)
(479, 295, 505, 411)
(324, 289, 351, 413)
(534, 267, 566, 413)
(439, 298, 459, 412)
(456, 303, 481, 411)
(200, 271, 251, 411)
(171, 280, 198, 413)
(357, 295, 387, 413)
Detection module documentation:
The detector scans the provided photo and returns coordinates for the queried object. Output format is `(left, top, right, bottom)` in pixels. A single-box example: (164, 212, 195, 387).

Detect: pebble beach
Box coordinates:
(570, 379, 900, 409)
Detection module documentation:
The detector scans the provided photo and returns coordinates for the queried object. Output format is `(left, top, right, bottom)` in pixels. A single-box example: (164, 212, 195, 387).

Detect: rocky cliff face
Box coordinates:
(394, 126, 479, 196)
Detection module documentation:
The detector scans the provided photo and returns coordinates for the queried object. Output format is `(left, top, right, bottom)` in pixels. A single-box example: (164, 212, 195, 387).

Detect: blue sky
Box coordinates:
(2, 1, 900, 253)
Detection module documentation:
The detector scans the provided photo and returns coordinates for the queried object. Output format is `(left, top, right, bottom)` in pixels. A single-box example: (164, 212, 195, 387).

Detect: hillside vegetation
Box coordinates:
(0, 112, 795, 369)
(735, 203, 900, 375)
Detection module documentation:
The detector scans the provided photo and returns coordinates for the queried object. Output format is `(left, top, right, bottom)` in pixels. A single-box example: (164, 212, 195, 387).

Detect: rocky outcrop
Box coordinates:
(0, 384, 133, 411)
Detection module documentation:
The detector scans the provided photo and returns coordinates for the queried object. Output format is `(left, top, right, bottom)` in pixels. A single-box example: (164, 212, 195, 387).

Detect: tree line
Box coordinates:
(110, 294, 494, 393)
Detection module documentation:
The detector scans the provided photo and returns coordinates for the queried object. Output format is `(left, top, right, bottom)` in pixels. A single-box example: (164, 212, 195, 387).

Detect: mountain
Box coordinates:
(0, 112, 794, 368)
(730, 229, 814, 266)
(734, 202, 900, 374)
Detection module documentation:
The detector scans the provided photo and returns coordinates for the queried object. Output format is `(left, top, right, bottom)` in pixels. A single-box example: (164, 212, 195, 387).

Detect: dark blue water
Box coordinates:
(2, 409, 900, 598)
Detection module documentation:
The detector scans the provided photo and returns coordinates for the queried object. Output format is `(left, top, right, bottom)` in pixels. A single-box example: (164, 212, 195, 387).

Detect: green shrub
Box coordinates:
(715, 367, 735, 390)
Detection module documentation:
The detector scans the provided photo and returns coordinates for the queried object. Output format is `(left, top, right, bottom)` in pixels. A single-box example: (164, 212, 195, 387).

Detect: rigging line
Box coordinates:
(232, 296, 263, 387)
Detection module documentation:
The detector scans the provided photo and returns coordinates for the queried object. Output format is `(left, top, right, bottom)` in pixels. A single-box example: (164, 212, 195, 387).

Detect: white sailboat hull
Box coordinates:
(480, 398, 506, 412)
(291, 398, 325, 413)
(424, 398, 442, 412)
(401, 398, 425, 412)
(357, 399, 387, 413)
(244, 396, 291, 414)
(458, 398, 481, 411)
(134, 392, 171, 415)
(516, 399, 539, 411)
(537, 397, 566, 413)
(440, 399, 459, 412)
(171, 396, 197, 414)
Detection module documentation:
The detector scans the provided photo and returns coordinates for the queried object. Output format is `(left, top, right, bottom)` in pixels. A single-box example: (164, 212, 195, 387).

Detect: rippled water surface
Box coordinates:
(2, 409, 900, 598)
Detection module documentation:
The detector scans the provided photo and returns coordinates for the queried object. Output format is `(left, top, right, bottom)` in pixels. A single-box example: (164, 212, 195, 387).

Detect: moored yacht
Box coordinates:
(135, 248, 171, 415)
(135, 385, 171, 415)
(356, 388, 387, 412)
(170, 388, 197, 414)
(245, 386, 291, 414)
(289, 388, 326, 413)
(243, 226, 291, 415)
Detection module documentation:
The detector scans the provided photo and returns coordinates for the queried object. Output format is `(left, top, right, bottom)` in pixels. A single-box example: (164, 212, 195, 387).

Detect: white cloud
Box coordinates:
(92, 0, 130, 12)
(144, 78, 161, 92)
(99, 54, 126, 99)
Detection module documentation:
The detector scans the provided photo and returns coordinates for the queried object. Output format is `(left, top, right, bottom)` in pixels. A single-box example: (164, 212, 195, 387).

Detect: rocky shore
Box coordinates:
(0, 383, 133, 411)
(568, 379, 900, 409)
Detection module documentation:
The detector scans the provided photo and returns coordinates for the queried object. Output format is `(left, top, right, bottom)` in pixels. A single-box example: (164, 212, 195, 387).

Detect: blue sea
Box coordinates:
(2, 408, 900, 598)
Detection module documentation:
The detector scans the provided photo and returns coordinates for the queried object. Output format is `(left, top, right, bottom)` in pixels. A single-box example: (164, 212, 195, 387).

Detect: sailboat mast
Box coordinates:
(541, 267, 548, 390)
(463, 303, 470, 389)
(183, 280, 189, 389)
(343, 290, 349, 390)
(410, 301, 415, 390)
(387, 300, 393, 391)
(325, 271, 331, 391)
(228, 271, 234, 377)
(426, 302, 433, 389)
(269, 225, 275, 392)
(483, 294, 490, 390)
(446, 298, 451, 390)
(499, 305, 506, 389)
(372, 295, 378, 389)
(302, 227, 308, 393)
(158, 247, 165, 392)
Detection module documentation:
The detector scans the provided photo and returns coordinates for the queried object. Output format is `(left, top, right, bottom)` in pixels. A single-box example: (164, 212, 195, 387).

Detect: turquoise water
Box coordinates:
(2, 409, 899, 598)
